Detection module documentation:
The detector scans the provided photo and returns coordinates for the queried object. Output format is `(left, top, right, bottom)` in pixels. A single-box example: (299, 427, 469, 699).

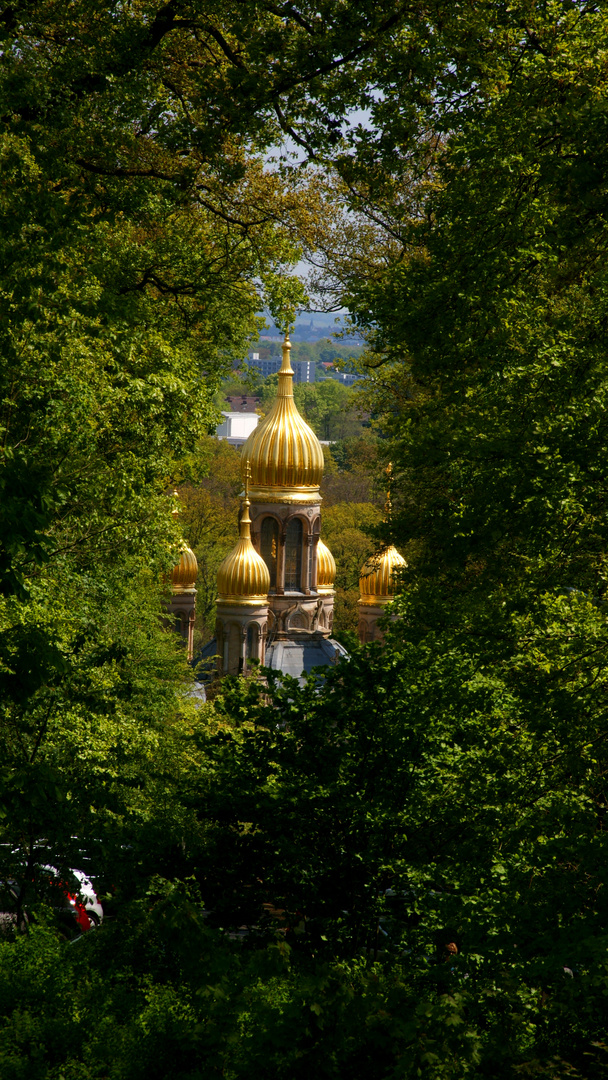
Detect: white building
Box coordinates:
(216, 411, 259, 447)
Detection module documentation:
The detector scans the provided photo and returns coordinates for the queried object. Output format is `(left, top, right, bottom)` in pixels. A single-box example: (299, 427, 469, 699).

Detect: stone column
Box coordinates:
(166, 588, 197, 661)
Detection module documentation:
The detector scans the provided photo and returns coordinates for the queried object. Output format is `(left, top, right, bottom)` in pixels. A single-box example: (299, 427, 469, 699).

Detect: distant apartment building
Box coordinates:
(248, 352, 316, 384)
(328, 371, 360, 387)
(319, 361, 361, 387)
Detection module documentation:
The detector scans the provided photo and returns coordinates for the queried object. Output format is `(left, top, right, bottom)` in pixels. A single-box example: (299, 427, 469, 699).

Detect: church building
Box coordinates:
(213, 331, 347, 679)
(169, 334, 406, 679)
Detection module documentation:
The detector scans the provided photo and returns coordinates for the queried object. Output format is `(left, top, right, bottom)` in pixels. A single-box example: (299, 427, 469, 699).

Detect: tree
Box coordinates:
(308, 3, 608, 1072)
(0, 559, 204, 929)
(6, 629, 608, 1078)
(294, 379, 363, 440)
(322, 501, 381, 635)
(0, 0, 308, 928)
(6, 4, 608, 1077)
(178, 437, 242, 645)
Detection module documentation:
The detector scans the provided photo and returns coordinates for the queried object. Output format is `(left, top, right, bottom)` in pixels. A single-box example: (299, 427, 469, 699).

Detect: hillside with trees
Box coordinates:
(2, 3, 608, 1078)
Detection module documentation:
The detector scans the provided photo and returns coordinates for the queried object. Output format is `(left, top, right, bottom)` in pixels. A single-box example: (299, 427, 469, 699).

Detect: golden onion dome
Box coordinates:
(316, 538, 336, 594)
(171, 544, 198, 591)
(359, 545, 406, 605)
(240, 332, 324, 505)
(169, 492, 198, 591)
(216, 490, 270, 606)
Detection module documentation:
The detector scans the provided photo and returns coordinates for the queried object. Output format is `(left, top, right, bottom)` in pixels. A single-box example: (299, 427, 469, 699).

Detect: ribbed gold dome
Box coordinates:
(316, 538, 336, 595)
(240, 333, 324, 505)
(359, 545, 406, 605)
(169, 492, 198, 590)
(216, 492, 270, 606)
(171, 544, 198, 591)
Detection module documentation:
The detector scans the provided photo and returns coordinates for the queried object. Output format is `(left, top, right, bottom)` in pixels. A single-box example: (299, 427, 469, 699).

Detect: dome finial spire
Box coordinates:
(240, 460, 253, 540)
(277, 327, 294, 399)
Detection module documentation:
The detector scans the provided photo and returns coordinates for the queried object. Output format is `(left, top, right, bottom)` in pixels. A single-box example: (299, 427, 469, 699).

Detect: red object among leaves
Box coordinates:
(68, 893, 92, 932)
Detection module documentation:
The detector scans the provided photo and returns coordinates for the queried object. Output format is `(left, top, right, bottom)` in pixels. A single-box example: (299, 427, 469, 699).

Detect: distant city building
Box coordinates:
(247, 355, 316, 383)
(326, 371, 361, 387)
(249, 357, 281, 378)
(295, 360, 316, 384)
(216, 411, 259, 446)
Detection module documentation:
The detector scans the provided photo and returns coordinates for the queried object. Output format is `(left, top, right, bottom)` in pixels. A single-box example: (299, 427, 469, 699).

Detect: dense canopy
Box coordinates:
(2, 2, 608, 1077)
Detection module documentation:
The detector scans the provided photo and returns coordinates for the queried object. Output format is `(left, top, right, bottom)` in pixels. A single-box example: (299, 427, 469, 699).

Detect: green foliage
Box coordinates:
(0, 557, 201, 922)
(188, 613, 608, 1074)
(178, 438, 242, 645)
(294, 379, 364, 441)
(322, 502, 381, 635)
(320, 3, 608, 1073)
(291, 340, 364, 369)
(0, 0, 315, 923)
(4, 4, 608, 1077)
(4, 613, 605, 1078)
(262, 274, 309, 335)
(0, 919, 491, 1080)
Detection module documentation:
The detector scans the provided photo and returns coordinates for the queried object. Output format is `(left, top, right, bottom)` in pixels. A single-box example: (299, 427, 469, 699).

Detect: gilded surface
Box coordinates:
(359, 545, 406, 604)
(216, 490, 270, 603)
(316, 538, 336, 593)
(241, 333, 324, 503)
(171, 544, 198, 591)
(170, 491, 199, 590)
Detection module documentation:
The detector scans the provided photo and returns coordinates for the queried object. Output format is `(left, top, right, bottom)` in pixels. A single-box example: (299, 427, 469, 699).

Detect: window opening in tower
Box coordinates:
(246, 623, 257, 660)
(285, 518, 303, 591)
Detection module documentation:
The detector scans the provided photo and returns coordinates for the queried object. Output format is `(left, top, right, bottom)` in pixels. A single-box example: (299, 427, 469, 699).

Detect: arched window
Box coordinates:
(246, 623, 258, 660)
(260, 517, 278, 589)
(285, 518, 303, 591)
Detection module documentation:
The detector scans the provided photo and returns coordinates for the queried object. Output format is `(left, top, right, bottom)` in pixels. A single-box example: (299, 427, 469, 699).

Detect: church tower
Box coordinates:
(214, 331, 345, 679)
(215, 469, 270, 675)
(167, 493, 198, 661)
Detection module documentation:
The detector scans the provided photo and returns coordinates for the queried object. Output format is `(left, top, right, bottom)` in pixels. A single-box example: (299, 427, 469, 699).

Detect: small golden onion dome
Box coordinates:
(359, 545, 406, 606)
(170, 492, 198, 591)
(171, 544, 198, 591)
(216, 491, 270, 606)
(240, 332, 324, 505)
(316, 538, 336, 594)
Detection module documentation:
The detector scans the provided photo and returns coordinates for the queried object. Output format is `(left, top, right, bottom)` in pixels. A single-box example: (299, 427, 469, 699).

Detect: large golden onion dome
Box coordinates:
(359, 545, 406, 605)
(316, 538, 336, 595)
(170, 493, 198, 590)
(216, 489, 270, 606)
(240, 332, 324, 505)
